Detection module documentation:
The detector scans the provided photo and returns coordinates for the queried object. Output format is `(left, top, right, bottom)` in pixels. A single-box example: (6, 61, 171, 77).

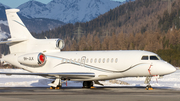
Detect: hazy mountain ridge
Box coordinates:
(0, 2, 65, 40)
(0, 3, 10, 9)
(17, 0, 48, 18)
(0, 3, 10, 21)
(0, 3, 10, 40)
(18, 0, 123, 23)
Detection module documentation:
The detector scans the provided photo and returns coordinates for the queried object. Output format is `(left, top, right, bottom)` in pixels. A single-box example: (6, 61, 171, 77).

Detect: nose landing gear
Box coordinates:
(144, 76, 153, 90)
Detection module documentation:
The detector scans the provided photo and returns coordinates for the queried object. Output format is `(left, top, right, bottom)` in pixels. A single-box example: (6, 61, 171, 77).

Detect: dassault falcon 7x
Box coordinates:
(0, 9, 176, 90)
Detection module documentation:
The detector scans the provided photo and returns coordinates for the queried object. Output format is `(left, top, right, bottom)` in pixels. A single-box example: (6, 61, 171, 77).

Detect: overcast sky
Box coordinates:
(0, 0, 126, 8)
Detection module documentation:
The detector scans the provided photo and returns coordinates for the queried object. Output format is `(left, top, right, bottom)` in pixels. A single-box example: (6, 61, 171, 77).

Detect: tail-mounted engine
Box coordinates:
(18, 53, 46, 67)
(56, 39, 65, 49)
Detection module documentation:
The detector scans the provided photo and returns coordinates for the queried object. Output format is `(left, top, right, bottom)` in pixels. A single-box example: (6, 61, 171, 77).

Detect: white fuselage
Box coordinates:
(3, 50, 176, 81)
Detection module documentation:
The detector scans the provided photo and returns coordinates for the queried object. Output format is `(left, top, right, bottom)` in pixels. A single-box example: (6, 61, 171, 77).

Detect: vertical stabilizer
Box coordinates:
(5, 9, 35, 54)
(6, 9, 34, 39)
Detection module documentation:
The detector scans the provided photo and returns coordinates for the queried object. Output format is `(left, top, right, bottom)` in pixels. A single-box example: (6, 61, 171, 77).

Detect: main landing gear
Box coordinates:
(48, 78, 62, 89)
(49, 79, 95, 89)
(144, 76, 153, 90)
(83, 81, 95, 88)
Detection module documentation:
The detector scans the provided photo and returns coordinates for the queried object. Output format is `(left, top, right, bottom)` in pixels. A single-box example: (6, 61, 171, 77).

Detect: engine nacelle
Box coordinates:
(56, 39, 65, 49)
(18, 53, 46, 67)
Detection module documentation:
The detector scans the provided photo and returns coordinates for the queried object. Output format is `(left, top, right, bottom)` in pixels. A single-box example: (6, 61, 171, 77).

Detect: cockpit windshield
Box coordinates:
(141, 55, 160, 60)
(141, 56, 148, 60)
(150, 56, 159, 60)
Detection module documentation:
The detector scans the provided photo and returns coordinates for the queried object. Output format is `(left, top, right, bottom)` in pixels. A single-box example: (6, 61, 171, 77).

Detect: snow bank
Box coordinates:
(0, 69, 180, 90)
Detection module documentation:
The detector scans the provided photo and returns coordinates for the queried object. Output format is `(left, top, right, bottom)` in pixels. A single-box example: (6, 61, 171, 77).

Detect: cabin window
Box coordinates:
(150, 56, 159, 60)
(111, 58, 114, 63)
(94, 58, 97, 63)
(99, 58, 101, 63)
(90, 58, 93, 63)
(141, 56, 148, 60)
(103, 58, 105, 63)
(107, 58, 109, 63)
(115, 58, 118, 63)
(63, 59, 66, 63)
(62, 59, 64, 63)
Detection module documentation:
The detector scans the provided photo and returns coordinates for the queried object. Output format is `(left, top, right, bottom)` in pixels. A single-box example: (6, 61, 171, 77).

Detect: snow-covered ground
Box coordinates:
(0, 69, 180, 90)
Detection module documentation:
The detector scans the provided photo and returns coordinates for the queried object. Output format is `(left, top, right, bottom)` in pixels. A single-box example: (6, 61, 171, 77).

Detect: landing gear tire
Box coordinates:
(55, 86, 61, 89)
(145, 85, 153, 90)
(50, 86, 55, 89)
(83, 81, 93, 88)
(50, 87, 60, 89)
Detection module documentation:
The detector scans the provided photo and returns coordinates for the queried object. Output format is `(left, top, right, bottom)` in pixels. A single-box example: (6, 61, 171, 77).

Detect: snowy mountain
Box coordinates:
(18, 0, 123, 23)
(0, 25, 9, 41)
(0, 3, 10, 21)
(0, 3, 10, 9)
(0, 3, 10, 40)
(17, 0, 48, 18)
(0, 2, 65, 34)
(0, 31, 9, 41)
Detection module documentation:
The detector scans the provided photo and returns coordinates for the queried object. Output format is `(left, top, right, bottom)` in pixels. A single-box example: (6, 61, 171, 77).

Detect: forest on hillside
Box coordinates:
(1, 0, 180, 67)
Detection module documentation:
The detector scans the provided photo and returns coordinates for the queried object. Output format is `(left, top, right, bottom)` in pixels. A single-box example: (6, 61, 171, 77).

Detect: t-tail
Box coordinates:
(5, 9, 35, 54)
(0, 9, 65, 54)
(6, 9, 34, 40)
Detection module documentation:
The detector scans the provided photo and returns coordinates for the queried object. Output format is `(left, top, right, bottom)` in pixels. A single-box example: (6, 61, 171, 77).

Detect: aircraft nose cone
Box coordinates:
(162, 63, 176, 74)
(152, 62, 176, 75)
(168, 65, 176, 73)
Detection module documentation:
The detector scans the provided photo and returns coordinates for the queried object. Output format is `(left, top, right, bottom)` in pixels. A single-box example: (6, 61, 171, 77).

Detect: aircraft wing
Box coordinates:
(0, 72, 95, 79)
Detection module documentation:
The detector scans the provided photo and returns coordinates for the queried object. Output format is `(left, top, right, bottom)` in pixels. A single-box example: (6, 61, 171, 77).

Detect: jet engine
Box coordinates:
(18, 53, 46, 67)
(56, 39, 65, 49)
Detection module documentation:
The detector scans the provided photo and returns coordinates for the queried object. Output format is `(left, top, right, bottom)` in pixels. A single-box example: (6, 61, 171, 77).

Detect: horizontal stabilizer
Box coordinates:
(0, 38, 26, 44)
(0, 72, 95, 79)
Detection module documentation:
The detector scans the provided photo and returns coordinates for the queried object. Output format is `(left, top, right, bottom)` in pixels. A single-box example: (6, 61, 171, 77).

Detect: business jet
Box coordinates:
(0, 9, 176, 90)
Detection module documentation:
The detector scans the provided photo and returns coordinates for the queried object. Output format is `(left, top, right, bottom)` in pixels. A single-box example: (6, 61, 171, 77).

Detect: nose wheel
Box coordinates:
(145, 85, 153, 90)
